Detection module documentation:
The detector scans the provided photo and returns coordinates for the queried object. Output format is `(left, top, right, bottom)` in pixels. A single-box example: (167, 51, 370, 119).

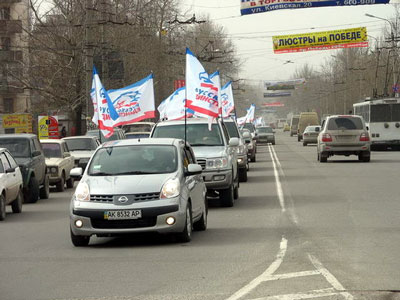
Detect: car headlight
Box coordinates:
(206, 157, 228, 169)
(161, 178, 180, 199)
(49, 167, 58, 174)
(74, 182, 90, 202)
(236, 145, 246, 155)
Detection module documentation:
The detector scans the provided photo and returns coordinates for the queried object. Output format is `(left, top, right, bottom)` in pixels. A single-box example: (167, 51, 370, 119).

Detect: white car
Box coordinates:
(0, 148, 24, 221)
(41, 139, 75, 192)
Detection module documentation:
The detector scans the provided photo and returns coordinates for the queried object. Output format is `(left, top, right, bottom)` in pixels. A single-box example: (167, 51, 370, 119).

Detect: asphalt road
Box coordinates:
(1, 132, 400, 300)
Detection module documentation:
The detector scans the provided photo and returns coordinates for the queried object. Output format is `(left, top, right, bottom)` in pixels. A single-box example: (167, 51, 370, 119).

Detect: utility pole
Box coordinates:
(84, 0, 93, 132)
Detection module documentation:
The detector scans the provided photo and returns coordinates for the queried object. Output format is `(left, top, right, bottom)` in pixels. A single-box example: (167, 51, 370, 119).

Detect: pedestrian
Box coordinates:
(60, 126, 67, 138)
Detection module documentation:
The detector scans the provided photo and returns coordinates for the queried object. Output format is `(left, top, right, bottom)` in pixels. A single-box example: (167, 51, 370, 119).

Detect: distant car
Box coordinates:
(122, 122, 155, 133)
(62, 136, 100, 171)
(317, 115, 371, 162)
(283, 124, 290, 132)
(69, 138, 207, 246)
(0, 148, 23, 220)
(298, 112, 319, 142)
(240, 129, 256, 162)
(86, 128, 125, 143)
(0, 134, 49, 203)
(125, 132, 150, 139)
(302, 125, 321, 146)
(41, 139, 75, 192)
(256, 126, 275, 145)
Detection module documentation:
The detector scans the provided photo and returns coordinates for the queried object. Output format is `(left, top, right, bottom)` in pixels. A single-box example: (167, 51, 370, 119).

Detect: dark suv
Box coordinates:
(0, 134, 50, 203)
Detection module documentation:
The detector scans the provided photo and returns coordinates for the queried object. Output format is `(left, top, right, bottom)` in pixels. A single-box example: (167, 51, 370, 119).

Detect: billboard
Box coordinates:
(38, 116, 59, 139)
(273, 27, 368, 54)
(240, 0, 390, 16)
(264, 92, 291, 97)
(1, 114, 33, 134)
(263, 102, 285, 107)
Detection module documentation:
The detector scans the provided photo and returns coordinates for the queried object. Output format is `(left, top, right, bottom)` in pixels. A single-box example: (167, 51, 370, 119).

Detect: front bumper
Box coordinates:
(49, 174, 61, 184)
(202, 168, 233, 190)
(70, 200, 185, 237)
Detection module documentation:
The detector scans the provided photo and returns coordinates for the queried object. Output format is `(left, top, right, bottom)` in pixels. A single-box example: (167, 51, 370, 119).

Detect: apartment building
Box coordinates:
(0, 0, 30, 114)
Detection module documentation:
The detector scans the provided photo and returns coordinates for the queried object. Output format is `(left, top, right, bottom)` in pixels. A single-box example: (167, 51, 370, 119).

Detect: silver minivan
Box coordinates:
(69, 138, 207, 246)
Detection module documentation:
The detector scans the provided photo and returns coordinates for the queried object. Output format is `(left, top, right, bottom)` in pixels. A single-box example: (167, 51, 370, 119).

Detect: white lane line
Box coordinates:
(308, 254, 354, 300)
(268, 144, 286, 213)
(225, 237, 288, 300)
(263, 270, 320, 282)
(248, 288, 337, 300)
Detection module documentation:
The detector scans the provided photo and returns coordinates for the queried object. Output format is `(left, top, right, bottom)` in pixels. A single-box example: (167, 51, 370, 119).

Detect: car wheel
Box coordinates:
(193, 199, 207, 231)
(11, 188, 23, 213)
(272, 141, 275, 145)
(250, 154, 256, 162)
(177, 203, 192, 242)
(0, 194, 5, 221)
(40, 175, 50, 199)
(220, 184, 234, 207)
(66, 176, 74, 189)
(25, 176, 39, 203)
(239, 168, 248, 182)
(56, 173, 65, 192)
(70, 228, 90, 247)
(246, 162, 250, 171)
(361, 151, 371, 162)
(298, 135, 301, 142)
(303, 142, 307, 146)
(319, 152, 327, 163)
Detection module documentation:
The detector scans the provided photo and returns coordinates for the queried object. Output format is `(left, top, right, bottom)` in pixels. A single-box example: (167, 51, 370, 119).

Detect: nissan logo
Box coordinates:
(118, 196, 129, 203)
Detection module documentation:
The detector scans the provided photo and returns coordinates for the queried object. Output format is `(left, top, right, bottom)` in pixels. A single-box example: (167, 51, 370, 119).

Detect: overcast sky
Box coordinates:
(182, 1, 398, 83)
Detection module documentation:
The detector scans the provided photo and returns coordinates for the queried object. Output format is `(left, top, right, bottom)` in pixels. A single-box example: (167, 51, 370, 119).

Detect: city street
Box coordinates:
(1, 132, 400, 300)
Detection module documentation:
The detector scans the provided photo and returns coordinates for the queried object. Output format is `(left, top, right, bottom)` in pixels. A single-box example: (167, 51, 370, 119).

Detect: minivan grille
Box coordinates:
(197, 159, 206, 170)
(90, 193, 160, 203)
(90, 195, 113, 202)
(133, 193, 160, 201)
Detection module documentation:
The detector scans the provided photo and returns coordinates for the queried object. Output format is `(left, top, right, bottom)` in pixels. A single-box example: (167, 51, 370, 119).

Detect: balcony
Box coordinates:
(0, 50, 23, 61)
(0, 20, 22, 34)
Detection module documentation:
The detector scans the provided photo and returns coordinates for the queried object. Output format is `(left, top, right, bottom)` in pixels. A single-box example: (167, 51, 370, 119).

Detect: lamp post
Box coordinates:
(365, 13, 397, 97)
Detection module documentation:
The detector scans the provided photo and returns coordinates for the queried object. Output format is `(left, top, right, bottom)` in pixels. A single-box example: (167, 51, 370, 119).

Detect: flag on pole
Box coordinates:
(157, 87, 194, 120)
(185, 48, 219, 118)
(246, 104, 256, 123)
(108, 74, 156, 127)
(221, 81, 235, 118)
(210, 71, 222, 116)
(91, 66, 119, 138)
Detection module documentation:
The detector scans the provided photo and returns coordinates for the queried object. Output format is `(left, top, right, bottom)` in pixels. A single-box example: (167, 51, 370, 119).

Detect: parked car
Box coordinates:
(224, 118, 249, 182)
(151, 118, 240, 207)
(41, 139, 75, 192)
(0, 134, 49, 203)
(317, 115, 371, 162)
(69, 138, 207, 246)
(86, 128, 125, 143)
(256, 126, 275, 144)
(240, 129, 256, 162)
(290, 115, 300, 137)
(302, 125, 321, 146)
(0, 148, 23, 220)
(62, 136, 100, 171)
(125, 132, 150, 139)
(298, 112, 319, 141)
(122, 122, 155, 133)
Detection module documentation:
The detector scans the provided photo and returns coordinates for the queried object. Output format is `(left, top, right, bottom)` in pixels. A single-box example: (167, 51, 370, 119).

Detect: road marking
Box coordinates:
(225, 237, 288, 300)
(308, 254, 354, 300)
(263, 270, 320, 282)
(248, 288, 337, 300)
(268, 144, 286, 212)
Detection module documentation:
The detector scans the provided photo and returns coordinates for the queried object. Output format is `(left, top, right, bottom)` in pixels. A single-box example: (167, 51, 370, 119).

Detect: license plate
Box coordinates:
(104, 210, 142, 220)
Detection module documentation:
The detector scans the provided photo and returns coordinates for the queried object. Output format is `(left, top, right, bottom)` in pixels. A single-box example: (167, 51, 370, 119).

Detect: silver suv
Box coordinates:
(317, 115, 371, 163)
(151, 118, 240, 207)
(69, 138, 207, 246)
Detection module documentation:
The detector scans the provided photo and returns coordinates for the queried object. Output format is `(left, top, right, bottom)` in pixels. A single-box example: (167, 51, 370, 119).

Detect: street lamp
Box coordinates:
(365, 13, 397, 97)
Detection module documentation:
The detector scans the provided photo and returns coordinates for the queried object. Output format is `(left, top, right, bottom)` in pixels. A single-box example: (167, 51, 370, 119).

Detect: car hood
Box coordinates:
(15, 157, 31, 166)
(45, 157, 64, 166)
(70, 150, 93, 159)
(85, 173, 176, 195)
(192, 146, 227, 159)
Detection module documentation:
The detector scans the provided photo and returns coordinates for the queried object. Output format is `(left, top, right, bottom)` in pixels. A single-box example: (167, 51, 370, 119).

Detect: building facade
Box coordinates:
(0, 0, 30, 114)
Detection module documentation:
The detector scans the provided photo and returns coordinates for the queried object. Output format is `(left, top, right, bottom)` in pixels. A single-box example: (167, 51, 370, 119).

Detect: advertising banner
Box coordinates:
(267, 85, 295, 91)
(264, 92, 291, 97)
(1, 114, 33, 133)
(272, 27, 368, 54)
(263, 102, 285, 107)
(240, 0, 390, 16)
(38, 116, 59, 139)
(264, 79, 305, 89)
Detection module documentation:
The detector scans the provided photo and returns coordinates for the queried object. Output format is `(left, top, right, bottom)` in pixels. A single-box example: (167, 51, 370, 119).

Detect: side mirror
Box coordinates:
(5, 167, 16, 174)
(63, 152, 71, 158)
(185, 164, 202, 176)
(366, 126, 369, 131)
(315, 127, 320, 132)
(70, 167, 83, 180)
(229, 137, 240, 147)
(245, 139, 251, 144)
(32, 150, 42, 157)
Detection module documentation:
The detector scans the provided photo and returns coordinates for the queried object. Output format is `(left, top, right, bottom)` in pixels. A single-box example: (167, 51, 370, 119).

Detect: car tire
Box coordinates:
(220, 184, 234, 207)
(303, 142, 307, 146)
(70, 228, 90, 247)
(298, 135, 301, 142)
(0, 194, 5, 221)
(360, 152, 371, 162)
(66, 177, 74, 189)
(56, 173, 65, 192)
(250, 154, 256, 162)
(40, 175, 50, 199)
(25, 176, 39, 203)
(272, 141, 275, 145)
(11, 189, 23, 214)
(239, 168, 248, 182)
(177, 203, 192, 242)
(193, 200, 207, 231)
(319, 152, 328, 163)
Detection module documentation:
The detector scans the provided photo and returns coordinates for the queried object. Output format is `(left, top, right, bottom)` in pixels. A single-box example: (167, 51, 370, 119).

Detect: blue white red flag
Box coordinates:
(221, 81, 235, 118)
(90, 66, 119, 138)
(185, 48, 219, 118)
(158, 87, 194, 120)
(108, 74, 156, 127)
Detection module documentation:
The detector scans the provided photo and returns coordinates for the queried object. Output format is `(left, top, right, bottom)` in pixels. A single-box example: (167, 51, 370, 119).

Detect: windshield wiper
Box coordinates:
(113, 171, 155, 175)
(90, 171, 114, 176)
(191, 144, 221, 146)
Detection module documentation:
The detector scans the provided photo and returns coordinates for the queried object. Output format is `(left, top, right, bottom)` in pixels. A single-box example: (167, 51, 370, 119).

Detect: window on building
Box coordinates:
(0, 7, 10, 20)
(0, 37, 11, 50)
(3, 98, 14, 113)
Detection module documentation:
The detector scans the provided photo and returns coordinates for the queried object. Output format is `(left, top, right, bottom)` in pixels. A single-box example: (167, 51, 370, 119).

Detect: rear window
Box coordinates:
(291, 118, 299, 126)
(42, 143, 62, 158)
(65, 138, 97, 151)
(257, 127, 273, 133)
(327, 117, 363, 130)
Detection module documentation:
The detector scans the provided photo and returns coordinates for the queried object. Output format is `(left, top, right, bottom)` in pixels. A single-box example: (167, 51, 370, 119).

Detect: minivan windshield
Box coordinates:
(257, 127, 273, 134)
(327, 117, 363, 130)
(152, 124, 224, 146)
(0, 138, 30, 158)
(88, 145, 177, 175)
(65, 138, 97, 151)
